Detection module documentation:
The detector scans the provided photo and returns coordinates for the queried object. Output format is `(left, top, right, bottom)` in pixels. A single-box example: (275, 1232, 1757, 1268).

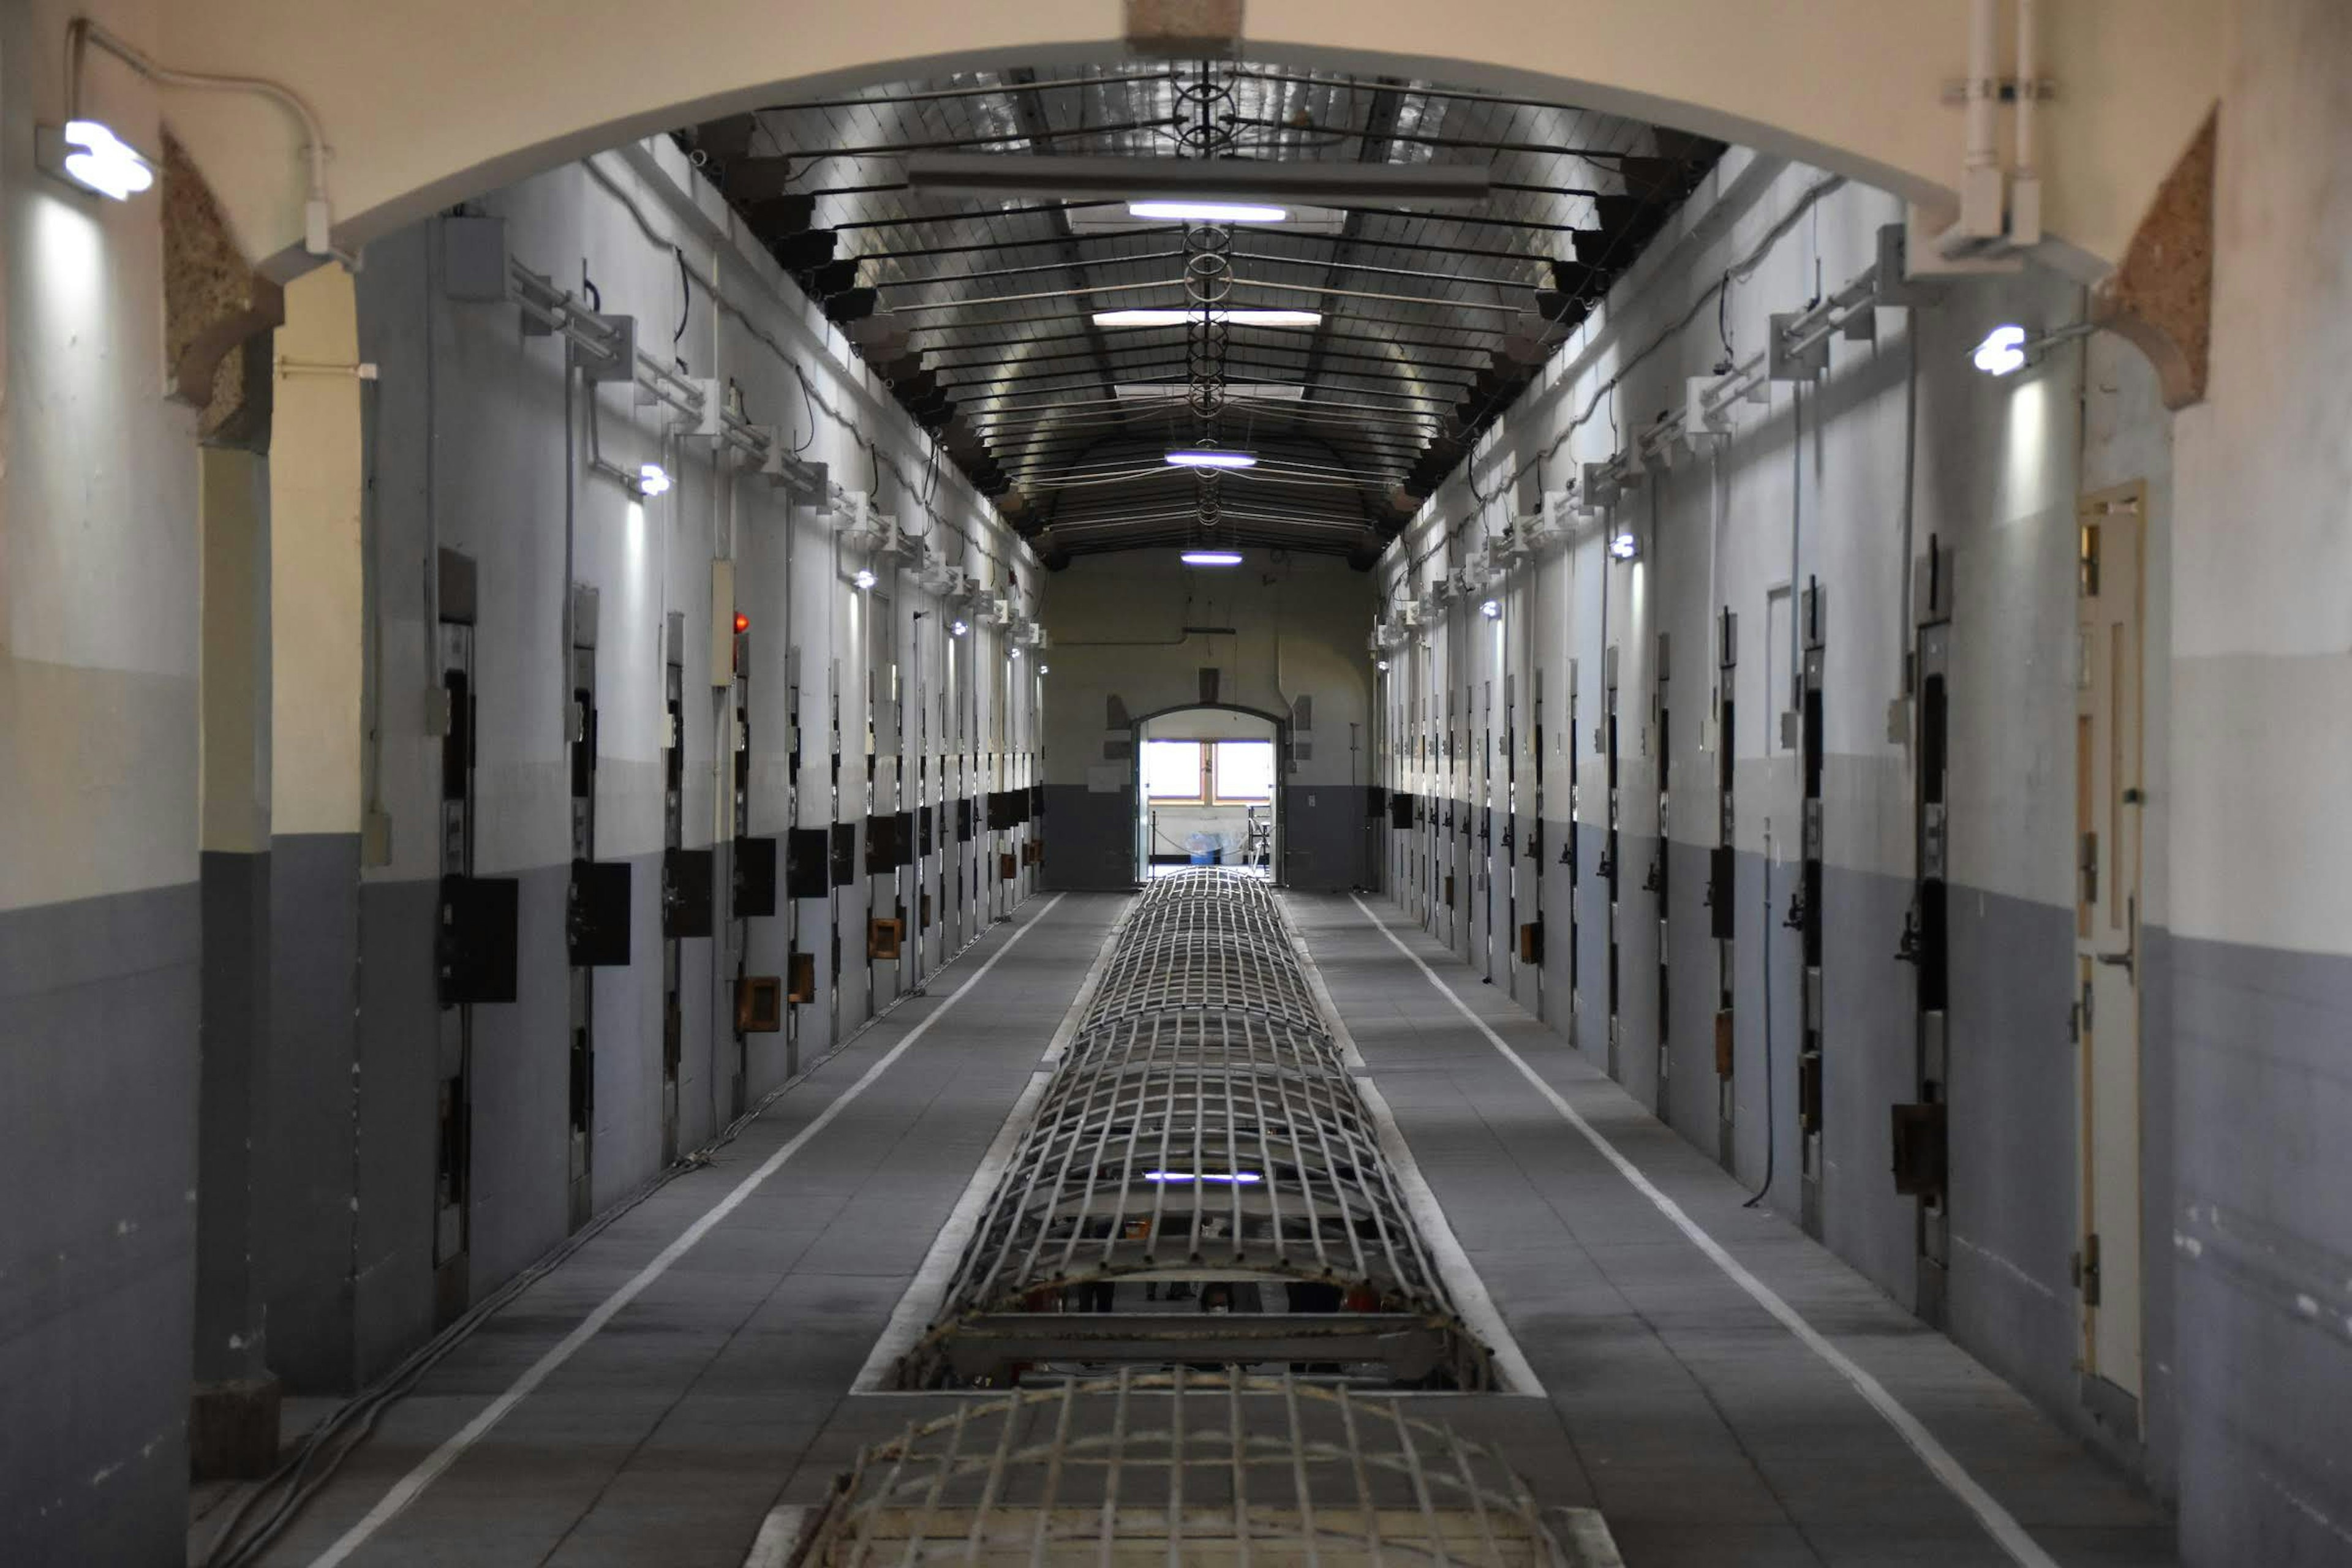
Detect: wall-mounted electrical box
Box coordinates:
(1890, 1102, 1948, 1196)
(786, 828, 830, 899)
(1519, 922, 1545, 963)
(735, 836, 777, 918)
(736, 976, 783, 1033)
(999, 851, 1019, 880)
(663, 846, 714, 939)
(867, 918, 905, 960)
(567, 859, 633, 967)
(710, 560, 737, 687)
(787, 952, 816, 1003)
(437, 875, 519, 1005)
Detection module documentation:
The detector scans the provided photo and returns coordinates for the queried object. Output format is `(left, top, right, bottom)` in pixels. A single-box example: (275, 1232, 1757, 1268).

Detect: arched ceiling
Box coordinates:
(678, 64, 1720, 564)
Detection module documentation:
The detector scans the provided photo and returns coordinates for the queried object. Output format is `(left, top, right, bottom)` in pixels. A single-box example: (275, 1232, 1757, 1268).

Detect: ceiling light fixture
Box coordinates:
(1128, 199, 1287, 224)
(1142, 1169, 1264, 1184)
(853, 568, 876, 590)
(1609, 532, 1640, 561)
(1093, 308, 1322, 328)
(1166, 449, 1257, 470)
(636, 463, 671, 498)
(1180, 550, 1245, 567)
(1479, 598, 1502, 620)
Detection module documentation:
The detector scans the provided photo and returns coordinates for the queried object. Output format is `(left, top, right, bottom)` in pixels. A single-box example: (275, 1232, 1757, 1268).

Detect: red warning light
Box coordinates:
(733, 612, 750, 635)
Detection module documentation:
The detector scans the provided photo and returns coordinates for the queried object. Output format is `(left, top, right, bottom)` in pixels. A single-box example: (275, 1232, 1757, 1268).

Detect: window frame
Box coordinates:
(1142, 738, 1210, 804)
(1208, 739, 1275, 805)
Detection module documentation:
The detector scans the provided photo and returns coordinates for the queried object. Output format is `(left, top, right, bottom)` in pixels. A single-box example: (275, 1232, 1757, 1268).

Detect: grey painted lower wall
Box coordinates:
(353, 874, 439, 1384)
(1379, 823, 2193, 1529)
(0, 880, 201, 1567)
(1044, 783, 1376, 892)
(2168, 931, 2352, 1566)
(258, 833, 363, 1391)
(197, 852, 271, 1389)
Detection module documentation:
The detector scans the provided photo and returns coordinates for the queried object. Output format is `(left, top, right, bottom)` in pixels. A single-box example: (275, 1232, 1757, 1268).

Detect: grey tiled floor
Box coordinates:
(1288, 893, 2175, 1568)
(236, 890, 2174, 1568)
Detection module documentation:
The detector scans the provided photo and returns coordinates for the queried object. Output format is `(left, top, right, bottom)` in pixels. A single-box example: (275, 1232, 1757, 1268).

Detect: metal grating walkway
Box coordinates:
(891, 870, 1493, 1390)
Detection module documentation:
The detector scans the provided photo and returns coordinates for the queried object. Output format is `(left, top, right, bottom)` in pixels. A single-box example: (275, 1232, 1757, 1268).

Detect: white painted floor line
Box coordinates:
(852, 1065, 1053, 1392)
(1354, 1077, 1545, 1397)
(858, 895, 1129, 1391)
(304, 894, 1068, 1568)
(1040, 894, 1136, 1064)
(1343, 894, 2063, 1568)
(741, 1504, 812, 1568)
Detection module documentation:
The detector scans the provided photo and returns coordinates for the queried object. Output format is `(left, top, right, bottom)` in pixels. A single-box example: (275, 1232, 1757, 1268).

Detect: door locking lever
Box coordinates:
(2093, 895, 2139, 979)
(1894, 898, 1923, 963)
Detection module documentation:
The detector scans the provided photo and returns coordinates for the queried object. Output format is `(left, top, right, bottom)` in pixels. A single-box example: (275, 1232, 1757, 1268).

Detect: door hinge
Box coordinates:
(2071, 1232, 2103, 1305)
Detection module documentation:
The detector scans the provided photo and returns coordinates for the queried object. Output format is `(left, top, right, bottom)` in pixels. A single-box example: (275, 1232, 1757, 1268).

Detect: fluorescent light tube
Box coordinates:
(1142, 1170, 1264, 1183)
(1180, 550, 1245, 567)
(1165, 450, 1257, 469)
(1128, 199, 1287, 224)
(1093, 308, 1322, 328)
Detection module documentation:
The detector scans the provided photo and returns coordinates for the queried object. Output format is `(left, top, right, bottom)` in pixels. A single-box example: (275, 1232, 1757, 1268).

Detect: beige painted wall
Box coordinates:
(1, 0, 202, 913)
(150, 1, 2217, 276)
(266, 267, 364, 836)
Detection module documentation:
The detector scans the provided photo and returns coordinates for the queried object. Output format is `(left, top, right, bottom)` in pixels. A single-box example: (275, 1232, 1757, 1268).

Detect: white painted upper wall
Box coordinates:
(1378, 150, 2169, 913)
(353, 137, 1036, 883)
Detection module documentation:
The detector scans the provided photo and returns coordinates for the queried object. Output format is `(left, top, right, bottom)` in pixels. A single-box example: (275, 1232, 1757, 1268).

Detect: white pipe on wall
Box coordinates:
(2011, 0, 2043, 244)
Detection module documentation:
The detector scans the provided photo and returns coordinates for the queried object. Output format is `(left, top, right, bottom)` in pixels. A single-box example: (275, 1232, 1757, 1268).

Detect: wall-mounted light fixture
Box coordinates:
(1970, 320, 2098, 377)
(949, 618, 969, 637)
(1008, 646, 1023, 661)
(1479, 598, 1502, 620)
(39, 119, 152, 200)
(40, 19, 344, 258)
(1609, 532, 1640, 561)
(1376, 658, 1392, 671)
(853, 568, 876, 590)
(1036, 664, 1050, 675)
(635, 462, 671, 498)
(1180, 549, 1244, 567)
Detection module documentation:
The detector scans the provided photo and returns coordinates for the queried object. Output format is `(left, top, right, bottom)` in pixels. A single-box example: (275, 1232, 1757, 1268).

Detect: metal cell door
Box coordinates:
(2075, 484, 2146, 1410)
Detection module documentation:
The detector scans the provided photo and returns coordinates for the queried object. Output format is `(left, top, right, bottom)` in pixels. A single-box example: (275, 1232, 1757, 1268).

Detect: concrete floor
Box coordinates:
(214, 889, 2173, 1568)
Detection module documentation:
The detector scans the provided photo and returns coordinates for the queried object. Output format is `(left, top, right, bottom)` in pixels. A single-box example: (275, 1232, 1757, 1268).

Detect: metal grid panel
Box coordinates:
(795, 1371, 1568, 1565)
(897, 871, 1490, 1390)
